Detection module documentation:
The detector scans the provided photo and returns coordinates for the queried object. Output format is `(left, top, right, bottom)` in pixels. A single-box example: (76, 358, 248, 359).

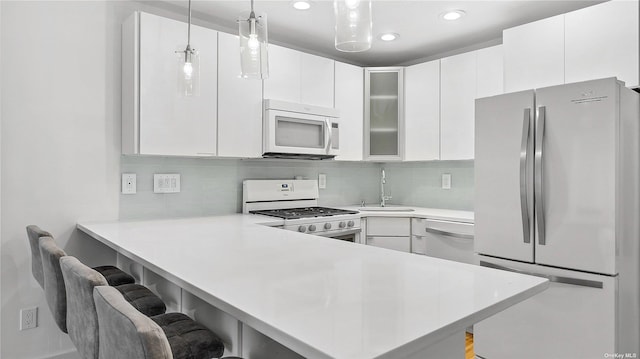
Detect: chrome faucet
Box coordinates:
(380, 168, 392, 207)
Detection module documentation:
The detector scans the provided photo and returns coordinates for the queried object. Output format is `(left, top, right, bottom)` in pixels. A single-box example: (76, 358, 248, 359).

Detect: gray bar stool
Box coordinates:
(60, 256, 169, 359)
(94, 286, 243, 359)
(39, 237, 166, 333)
(27, 225, 136, 287)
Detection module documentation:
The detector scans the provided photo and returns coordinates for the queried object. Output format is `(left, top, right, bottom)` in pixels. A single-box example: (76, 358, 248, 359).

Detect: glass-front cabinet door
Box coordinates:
(364, 67, 404, 161)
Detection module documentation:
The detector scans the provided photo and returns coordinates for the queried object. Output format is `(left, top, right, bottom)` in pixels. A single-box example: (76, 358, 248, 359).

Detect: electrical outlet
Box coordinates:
(20, 307, 38, 330)
(442, 173, 452, 189)
(153, 174, 181, 193)
(318, 174, 327, 189)
(122, 173, 136, 194)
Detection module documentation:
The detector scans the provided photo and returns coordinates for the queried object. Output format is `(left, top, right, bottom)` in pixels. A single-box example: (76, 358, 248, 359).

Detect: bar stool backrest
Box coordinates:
(39, 236, 68, 333)
(93, 286, 173, 359)
(60, 256, 109, 359)
(26, 225, 53, 289)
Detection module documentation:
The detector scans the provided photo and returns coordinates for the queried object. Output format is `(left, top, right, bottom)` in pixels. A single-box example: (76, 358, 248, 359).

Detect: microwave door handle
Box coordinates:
(325, 118, 332, 154)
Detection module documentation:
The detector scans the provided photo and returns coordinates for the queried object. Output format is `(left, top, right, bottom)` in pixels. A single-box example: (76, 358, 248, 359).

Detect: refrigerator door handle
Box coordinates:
(480, 261, 603, 289)
(535, 106, 547, 245)
(520, 108, 531, 244)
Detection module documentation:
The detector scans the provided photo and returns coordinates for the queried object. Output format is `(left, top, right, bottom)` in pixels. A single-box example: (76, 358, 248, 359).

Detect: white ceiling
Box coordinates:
(164, 0, 604, 67)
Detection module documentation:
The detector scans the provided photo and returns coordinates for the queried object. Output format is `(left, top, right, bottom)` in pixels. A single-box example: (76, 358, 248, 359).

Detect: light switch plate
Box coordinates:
(122, 173, 136, 194)
(442, 173, 452, 189)
(154, 174, 181, 193)
(318, 173, 327, 189)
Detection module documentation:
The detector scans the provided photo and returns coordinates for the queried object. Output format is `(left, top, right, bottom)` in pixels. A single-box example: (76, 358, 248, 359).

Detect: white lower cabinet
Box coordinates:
(365, 217, 410, 253)
(366, 236, 411, 252)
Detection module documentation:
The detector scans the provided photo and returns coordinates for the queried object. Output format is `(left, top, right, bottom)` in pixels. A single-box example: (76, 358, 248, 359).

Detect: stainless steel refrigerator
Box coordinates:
(474, 77, 639, 358)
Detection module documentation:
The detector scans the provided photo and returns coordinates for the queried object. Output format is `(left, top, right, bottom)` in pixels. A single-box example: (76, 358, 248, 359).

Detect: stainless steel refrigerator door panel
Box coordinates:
(534, 78, 618, 275)
(475, 91, 535, 262)
(475, 256, 616, 359)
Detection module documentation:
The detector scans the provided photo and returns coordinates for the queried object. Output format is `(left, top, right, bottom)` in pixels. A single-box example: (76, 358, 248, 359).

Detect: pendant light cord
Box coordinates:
(187, 0, 192, 48)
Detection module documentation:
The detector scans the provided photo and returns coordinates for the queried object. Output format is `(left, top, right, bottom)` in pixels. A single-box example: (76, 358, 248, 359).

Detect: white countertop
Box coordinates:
(344, 206, 474, 223)
(78, 213, 545, 359)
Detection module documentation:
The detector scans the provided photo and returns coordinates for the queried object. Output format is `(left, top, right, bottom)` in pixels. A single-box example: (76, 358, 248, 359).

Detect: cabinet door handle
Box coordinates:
(425, 227, 473, 239)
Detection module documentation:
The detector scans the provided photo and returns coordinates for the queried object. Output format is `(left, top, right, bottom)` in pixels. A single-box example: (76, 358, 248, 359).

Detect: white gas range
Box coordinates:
(242, 180, 361, 242)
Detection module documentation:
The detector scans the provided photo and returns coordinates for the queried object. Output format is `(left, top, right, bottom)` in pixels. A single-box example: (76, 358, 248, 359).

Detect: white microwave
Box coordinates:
(263, 99, 340, 160)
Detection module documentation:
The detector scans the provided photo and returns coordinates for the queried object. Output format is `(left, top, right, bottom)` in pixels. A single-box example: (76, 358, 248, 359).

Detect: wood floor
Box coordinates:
(465, 332, 474, 359)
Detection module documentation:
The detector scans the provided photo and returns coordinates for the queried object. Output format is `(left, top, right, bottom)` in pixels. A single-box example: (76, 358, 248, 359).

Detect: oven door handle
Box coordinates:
(315, 228, 361, 237)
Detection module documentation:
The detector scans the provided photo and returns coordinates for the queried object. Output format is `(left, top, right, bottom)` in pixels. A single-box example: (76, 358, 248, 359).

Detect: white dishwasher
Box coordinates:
(411, 218, 475, 264)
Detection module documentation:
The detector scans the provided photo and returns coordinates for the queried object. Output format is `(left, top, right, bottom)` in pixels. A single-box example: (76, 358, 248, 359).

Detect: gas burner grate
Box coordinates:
(250, 207, 358, 220)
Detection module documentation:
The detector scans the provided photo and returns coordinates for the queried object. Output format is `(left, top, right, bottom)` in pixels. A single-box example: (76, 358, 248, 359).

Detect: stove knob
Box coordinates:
(324, 223, 332, 230)
(347, 220, 355, 227)
(298, 225, 307, 233)
(308, 225, 316, 232)
(339, 221, 346, 228)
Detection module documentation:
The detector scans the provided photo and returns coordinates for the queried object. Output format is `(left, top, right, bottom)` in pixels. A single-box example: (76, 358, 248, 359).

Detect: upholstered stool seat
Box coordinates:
(94, 286, 242, 359)
(151, 312, 225, 359)
(114, 283, 166, 317)
(40, 238, 166, 334)
(93, 265, 137, 286)
(26, 225, 135, 288)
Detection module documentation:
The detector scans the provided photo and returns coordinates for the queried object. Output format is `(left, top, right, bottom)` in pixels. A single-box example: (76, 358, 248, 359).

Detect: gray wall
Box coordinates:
(120, 157, 474, 220)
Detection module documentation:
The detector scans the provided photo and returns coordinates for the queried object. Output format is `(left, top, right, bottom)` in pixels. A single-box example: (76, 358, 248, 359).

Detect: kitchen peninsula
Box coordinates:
(78, 214, 548, 359)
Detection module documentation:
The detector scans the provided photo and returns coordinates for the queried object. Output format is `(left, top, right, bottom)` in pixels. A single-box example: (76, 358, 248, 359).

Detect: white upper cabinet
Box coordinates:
(334, 61, 364, 161)
(264, 45, 334, 107)
(217, 32, 263, 158)
(404, 60, 440, 161)
(565, 0, 639, 88)
(503, 15, 565, 93)
(122, 11, 218, 156)
(476, 45, 504, 98)
(364, 67, 405, 161)
(440, 51, 477, 160)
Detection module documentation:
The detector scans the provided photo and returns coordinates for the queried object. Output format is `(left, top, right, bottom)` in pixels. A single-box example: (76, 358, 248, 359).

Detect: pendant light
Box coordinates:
(176, 0, 200, 96)
(334, 0, 372, 52)
(238, 0, 269, 79)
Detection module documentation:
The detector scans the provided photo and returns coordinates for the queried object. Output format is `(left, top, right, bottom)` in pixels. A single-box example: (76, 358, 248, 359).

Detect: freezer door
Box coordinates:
(534, 78, 618, 275)
(475, 91, 535, 262)
(475, 256, 616, 359)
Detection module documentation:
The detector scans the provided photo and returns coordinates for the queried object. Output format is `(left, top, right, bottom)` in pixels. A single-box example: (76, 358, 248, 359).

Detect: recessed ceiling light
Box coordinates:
(292, 1, 311, 10)
(379, 33, 399, 42)
(441, 10, 466, 21)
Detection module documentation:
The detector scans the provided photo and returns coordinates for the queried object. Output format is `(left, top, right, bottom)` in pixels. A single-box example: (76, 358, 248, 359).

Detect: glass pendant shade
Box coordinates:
(334, 0, 372, 52)
(239, 12, 269, 79)
(176, 0, 199, 97)
(177, 48, 200, 96)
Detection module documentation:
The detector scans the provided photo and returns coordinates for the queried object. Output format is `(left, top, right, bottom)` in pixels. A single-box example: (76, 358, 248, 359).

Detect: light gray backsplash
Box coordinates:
(119, 156, 381, 220)
(382, 160, 474, 211)
(119, 157, 474, 219)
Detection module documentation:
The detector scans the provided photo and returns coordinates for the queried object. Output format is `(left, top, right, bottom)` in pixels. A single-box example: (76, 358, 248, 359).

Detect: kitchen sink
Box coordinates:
(358, 206, 415, 212)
